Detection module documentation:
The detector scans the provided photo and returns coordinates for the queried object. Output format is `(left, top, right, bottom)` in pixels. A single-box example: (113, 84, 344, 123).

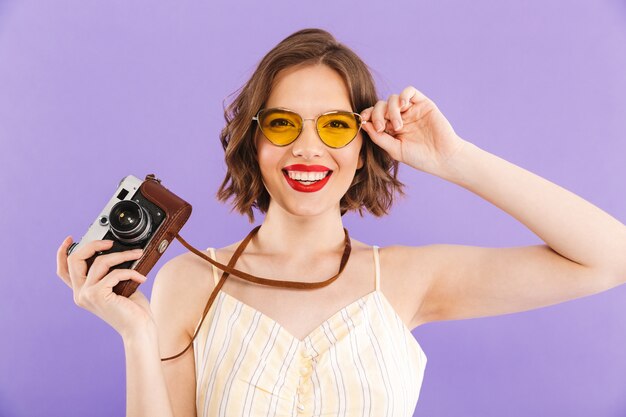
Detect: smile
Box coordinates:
(282, 167, 333, 193)
(285, 170, 331, 181)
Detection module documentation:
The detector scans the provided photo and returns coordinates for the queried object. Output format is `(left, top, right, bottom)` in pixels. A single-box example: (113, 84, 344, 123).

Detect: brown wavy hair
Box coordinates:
(217, 28, 405, 223)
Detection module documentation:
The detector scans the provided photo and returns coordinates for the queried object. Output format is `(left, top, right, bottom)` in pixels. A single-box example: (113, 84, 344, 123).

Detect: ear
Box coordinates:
(356, 143, 365, 170)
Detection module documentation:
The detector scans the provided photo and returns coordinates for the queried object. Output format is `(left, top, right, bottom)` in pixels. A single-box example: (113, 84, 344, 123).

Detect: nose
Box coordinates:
(291, 118, 325, 159)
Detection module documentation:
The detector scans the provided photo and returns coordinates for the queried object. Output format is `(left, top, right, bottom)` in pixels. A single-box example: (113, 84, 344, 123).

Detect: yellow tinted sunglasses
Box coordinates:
(252, 107, 367, 149)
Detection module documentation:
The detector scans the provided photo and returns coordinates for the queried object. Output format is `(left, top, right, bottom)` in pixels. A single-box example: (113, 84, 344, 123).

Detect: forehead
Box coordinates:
(265, 64, 353, 114)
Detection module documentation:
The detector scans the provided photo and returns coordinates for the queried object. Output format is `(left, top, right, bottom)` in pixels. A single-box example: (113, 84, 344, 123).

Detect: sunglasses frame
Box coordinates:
(252, 107, 367, 149)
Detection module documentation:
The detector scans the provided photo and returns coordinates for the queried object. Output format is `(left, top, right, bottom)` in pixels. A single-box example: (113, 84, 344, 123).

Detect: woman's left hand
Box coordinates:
(360, 86, 470, 175)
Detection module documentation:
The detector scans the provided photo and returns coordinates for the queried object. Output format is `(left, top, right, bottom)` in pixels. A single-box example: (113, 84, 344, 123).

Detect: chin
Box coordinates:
(272, 199, 340, 219)
(286, 204, 332, 218)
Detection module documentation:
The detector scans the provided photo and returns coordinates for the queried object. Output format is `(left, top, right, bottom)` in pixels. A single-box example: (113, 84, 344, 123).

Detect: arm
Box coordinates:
(123, 329, 176, 417)
(360, 87, 626, 326)
(124, 253, 213, 417)
(56, 239, 194, 417)
(116, 250, 206, 417)
(123, 253, 202, 417)
(147, 253, 214, 417)
(442, 140, 626, 275)
(412, 140, 626, 325)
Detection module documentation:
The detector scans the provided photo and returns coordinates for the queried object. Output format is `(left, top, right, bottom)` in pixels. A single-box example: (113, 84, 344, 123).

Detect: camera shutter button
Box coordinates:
(158, 239, 169, 253)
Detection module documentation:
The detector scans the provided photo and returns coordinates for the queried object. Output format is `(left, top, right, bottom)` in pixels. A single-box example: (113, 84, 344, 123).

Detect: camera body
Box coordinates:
(67, 174, 192, 297)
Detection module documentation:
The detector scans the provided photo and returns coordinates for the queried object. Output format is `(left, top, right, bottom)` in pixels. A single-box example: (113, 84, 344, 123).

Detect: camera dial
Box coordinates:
(109, 200, 152, 244)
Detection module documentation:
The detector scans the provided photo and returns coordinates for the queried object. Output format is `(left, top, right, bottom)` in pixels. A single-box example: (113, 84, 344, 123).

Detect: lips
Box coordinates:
(283, 171, 332, 192)
(282, 164, 331, 172)
(282, 164, 333, 193)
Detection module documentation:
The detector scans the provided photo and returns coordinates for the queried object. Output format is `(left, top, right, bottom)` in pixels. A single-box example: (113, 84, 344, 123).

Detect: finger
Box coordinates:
(85, 249, 144, 287)
(405, 87, 441, 122)
(385, 94, 403, 131)
(371, 100, 389, 133)
(67, 240, 115, 291)
(67, 239, 115, 262)
(56, 235, 74, 288)
(97, 268, 147, 292)
(405, 86, 432, 106)
(399, 86, 418, 111)
(362, 119, 400, 159)
(359, 106, 374, 122)
(74, 269, 146, 310)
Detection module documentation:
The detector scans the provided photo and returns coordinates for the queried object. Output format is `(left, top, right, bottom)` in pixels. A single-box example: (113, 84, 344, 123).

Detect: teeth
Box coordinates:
(286, 171, 329, 181)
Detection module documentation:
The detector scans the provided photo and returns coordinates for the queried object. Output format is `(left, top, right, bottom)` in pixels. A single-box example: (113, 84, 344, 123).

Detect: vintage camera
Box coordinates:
(67, 174, 192, 297)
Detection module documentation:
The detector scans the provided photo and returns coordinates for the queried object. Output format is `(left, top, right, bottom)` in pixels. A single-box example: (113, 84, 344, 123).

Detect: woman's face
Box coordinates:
(255, 63, 364, 218)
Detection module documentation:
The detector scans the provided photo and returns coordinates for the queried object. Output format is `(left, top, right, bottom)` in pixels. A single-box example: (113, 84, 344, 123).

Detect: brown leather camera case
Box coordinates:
(113, 174, 192, 297)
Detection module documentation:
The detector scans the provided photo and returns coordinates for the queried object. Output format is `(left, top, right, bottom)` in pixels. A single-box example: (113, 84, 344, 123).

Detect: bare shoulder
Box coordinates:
(374, 243, 442, 329)
(149, 249, 217, 416)
(377, 243, 441, 291)
(151, 249, 217, 345)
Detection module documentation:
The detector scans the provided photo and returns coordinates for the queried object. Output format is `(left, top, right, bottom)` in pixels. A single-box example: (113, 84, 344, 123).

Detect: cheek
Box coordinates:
(345, 137, 364, 169)
(256, 143, 282, 178)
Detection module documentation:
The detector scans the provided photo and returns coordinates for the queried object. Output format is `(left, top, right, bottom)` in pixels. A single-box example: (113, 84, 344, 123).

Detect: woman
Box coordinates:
(56, 28, 626, 417)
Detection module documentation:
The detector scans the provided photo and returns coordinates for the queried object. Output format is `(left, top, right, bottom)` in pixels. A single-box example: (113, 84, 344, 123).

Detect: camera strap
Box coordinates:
(160, 225, 352, 361)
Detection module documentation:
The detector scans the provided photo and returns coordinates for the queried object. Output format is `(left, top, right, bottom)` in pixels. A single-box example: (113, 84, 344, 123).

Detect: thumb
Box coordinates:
(363, 121, 401, 160)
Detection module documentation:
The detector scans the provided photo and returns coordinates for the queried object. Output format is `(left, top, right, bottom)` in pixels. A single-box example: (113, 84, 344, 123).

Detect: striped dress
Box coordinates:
(193, 245, 428, 417)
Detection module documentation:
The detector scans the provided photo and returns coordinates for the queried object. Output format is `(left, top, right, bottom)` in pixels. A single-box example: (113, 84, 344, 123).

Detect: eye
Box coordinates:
(269, 118, 295, 128)
(324, 119, 350, 129)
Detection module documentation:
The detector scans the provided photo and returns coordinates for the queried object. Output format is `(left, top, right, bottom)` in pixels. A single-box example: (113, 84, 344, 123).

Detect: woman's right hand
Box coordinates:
(56, 236, 156, 340)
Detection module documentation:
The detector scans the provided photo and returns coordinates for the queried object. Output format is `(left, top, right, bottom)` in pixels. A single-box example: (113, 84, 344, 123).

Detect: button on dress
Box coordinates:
(193, 245, 428, 417)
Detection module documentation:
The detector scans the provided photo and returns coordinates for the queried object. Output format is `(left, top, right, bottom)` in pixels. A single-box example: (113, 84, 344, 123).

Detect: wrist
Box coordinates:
(121, 322, 159, 350)
(434, 137, 481, 185)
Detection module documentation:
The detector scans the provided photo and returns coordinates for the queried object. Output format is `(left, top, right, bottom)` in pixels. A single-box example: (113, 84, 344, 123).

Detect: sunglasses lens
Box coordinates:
(258, 109, 301, 146)
(256, 109, 361, 148)
(317, 112, 360, 148)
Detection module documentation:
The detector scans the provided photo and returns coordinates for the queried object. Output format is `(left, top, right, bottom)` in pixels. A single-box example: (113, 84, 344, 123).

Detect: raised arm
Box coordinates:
(360, 87, 626, 326)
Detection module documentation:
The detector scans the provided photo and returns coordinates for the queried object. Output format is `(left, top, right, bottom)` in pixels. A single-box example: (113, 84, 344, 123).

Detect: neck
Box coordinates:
(251, 203, 347, 260)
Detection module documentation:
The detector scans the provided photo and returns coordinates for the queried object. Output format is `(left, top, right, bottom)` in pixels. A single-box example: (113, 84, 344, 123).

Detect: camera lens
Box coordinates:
(109, 200, 152, 244)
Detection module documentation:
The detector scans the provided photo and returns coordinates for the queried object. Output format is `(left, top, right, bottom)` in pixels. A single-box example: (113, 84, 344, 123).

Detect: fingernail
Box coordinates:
(133, 249, 143, 254)
(375, 121, 384, 132)
(400, 99, 407, 108)
(393, 119, 402, 130)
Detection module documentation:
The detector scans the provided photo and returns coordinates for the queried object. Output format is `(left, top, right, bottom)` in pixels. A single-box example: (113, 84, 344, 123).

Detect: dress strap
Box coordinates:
(161, 227, 353, 362)
(373, 245, 381, 291)
(206, 247, 220, 286)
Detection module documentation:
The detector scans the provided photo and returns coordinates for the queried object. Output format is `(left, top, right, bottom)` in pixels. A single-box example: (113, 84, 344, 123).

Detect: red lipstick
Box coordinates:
(282, 164, 333, 193)
(283, 171, 332, 192)
(282, 164, 331, 172)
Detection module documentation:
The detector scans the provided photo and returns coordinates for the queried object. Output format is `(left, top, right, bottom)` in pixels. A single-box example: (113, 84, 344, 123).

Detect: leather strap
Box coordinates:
(160, 225, 351, 361)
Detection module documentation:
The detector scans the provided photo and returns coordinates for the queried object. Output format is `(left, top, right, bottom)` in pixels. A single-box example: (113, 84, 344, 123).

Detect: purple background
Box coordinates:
(1, 1, 625, 416)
